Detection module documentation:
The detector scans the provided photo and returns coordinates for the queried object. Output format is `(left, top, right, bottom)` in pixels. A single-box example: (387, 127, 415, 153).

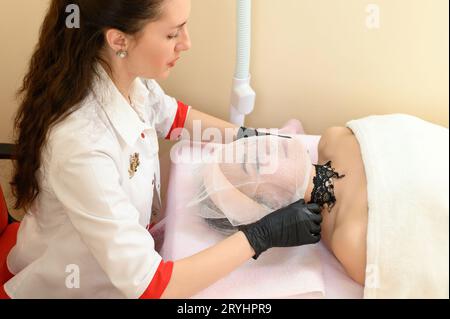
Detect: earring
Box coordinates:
(116, 50, 128, 59)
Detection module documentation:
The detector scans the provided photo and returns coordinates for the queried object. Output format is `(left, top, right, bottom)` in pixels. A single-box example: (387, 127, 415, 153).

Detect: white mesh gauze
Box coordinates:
(187, 135, 312, 227)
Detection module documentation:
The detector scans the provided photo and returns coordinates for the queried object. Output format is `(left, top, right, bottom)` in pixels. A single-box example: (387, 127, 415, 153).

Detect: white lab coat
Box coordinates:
(4, 63, 190, 299)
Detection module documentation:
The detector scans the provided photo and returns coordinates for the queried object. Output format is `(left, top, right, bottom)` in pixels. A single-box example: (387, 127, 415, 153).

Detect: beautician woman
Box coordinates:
(3, 0, 322, 299)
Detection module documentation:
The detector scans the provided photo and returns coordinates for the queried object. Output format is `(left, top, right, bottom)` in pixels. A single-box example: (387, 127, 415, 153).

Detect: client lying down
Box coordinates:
(188, 114, 449, 298)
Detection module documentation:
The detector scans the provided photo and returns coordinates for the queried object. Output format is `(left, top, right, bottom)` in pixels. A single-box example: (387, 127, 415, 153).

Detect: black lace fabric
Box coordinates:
(309, 160, 345, 212)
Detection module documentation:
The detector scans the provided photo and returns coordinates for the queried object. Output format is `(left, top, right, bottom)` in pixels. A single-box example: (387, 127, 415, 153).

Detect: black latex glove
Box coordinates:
(236, 126, 292, 140)
(239, 199, 322, 259)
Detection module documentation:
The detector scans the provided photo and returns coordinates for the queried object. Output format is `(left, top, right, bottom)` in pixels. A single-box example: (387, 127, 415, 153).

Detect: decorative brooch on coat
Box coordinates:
(129, 153, 140, 179)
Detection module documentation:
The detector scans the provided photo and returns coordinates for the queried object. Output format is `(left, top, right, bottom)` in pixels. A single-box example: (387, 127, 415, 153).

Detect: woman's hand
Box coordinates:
(236, 126, 292, 140)
(239, 199, 322, 259)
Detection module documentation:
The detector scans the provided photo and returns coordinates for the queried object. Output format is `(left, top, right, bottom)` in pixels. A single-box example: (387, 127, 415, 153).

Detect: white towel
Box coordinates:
(347, 114, 449, 298)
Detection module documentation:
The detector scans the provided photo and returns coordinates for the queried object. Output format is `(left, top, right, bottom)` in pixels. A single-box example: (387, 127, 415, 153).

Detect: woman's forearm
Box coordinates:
(160, 231, 254, 299)
(184, 108, 239, 143)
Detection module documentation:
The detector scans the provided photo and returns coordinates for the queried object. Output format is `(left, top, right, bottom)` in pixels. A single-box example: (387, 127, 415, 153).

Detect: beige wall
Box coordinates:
(1, 0, 449, 213)
(1, 0, 448, 140)
(160, 0, 449, 134)
(1, 0, 49, 141)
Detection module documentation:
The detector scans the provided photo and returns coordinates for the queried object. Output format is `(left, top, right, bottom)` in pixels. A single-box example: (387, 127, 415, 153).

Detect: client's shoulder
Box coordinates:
(318, 126, 353, 159)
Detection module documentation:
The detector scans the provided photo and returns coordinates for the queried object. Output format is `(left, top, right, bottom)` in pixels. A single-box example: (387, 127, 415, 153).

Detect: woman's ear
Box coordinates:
(104, 29, 129, 53)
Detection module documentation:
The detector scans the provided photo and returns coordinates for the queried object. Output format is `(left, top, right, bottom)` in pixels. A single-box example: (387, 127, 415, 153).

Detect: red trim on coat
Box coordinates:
(0, 284, 10, 299)
(139, 260, 174, 299)
(165, 101, 190, 140)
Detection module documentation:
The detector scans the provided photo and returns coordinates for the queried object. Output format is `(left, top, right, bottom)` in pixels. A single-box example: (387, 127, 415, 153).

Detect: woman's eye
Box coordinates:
(168, 33, 179, 40)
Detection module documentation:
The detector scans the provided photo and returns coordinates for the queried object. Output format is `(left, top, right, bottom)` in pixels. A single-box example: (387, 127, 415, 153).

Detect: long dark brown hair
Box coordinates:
(11, 0, 165, 211)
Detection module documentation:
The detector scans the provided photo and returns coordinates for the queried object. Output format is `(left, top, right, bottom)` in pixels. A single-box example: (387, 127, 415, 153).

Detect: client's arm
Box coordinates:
(316, 126, 368, 286)
(331, 219, 367, 285)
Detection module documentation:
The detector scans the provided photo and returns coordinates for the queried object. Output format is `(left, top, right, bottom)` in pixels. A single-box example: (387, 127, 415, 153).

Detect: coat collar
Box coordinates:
(91, 63, 152, 147)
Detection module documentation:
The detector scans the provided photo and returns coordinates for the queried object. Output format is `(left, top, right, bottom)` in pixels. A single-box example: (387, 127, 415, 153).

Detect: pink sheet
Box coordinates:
(157, 134, 364, 298)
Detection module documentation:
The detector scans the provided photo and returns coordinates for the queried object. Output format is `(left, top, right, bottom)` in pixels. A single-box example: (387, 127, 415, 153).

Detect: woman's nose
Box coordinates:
(176, 27, 192, 52)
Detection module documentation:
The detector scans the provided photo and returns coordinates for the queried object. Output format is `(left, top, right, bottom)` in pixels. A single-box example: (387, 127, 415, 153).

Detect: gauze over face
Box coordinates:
(187, 135, 312, 227)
